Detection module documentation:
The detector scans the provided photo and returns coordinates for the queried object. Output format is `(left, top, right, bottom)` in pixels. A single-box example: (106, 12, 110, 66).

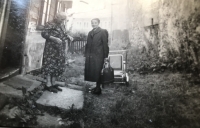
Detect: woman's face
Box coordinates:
(91, 20, 99, 28)
(55, 15, 66, 24)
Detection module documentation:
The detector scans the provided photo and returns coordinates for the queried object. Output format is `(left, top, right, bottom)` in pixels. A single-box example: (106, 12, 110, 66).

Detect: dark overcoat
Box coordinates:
(84, 27, 109, 82)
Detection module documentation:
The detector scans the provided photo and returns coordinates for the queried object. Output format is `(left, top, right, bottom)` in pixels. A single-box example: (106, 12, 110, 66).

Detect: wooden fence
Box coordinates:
(68, 40, 87, 54)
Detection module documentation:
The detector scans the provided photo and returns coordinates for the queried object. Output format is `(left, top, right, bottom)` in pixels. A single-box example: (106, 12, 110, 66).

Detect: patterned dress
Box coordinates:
(41, 21, 69, 77)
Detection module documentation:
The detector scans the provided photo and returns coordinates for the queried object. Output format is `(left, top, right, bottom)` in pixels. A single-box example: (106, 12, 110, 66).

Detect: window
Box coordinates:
(41, 0, 48, 25)
(46, 0, 51, 22)
(57, 1, 61, 13)
(39, 0, 58, 26)
(49, 0, 57, 21)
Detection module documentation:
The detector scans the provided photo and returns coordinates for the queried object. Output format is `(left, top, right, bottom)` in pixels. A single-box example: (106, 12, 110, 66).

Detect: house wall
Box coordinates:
(109, 0, 129, 50)
(157, 0, 200, 64)
(24, 0, 72, 72)
(115, 0, 200, 70)
(24, 0, 45, 72)
(0, 0, 30, 70)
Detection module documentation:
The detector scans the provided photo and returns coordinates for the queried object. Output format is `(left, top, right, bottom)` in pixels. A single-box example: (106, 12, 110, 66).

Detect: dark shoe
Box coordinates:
(91, 88, 101, 95)
(44, 85, 58, 93)
(89, 87, 97, 92)
(52, 85, 62, 91)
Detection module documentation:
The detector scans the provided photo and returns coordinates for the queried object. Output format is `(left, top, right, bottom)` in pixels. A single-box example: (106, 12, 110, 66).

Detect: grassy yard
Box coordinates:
(2, 54, 199, 128)
(59, 54, 200, 128)
(80, 73, 200, 128)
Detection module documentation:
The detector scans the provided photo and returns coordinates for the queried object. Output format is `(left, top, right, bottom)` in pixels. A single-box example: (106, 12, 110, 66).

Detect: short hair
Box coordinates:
(91, 18, 100, 23)
(55, 12, 67, 19)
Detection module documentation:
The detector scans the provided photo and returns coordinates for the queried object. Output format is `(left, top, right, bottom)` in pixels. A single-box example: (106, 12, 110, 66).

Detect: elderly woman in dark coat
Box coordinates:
(85, 18, 109, 95)
(41, 12, 72, 93)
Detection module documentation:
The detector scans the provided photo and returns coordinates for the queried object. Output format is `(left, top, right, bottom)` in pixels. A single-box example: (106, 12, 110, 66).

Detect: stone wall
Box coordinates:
(126, 0, 200, 71)
(158, 0, 200, 63)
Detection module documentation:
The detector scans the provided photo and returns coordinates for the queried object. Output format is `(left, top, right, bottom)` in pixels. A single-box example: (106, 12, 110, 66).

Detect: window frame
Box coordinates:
(37, 0, 58, 29)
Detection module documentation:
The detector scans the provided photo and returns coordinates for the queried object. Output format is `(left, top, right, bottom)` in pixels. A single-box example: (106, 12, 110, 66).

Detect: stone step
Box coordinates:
(67, 84, 83, 91)
(25, 74, 45, 82)
(1, 75, 84, 112)
(2, 75, 41, 91)
(0, 83, 23, 98)
(66, 75, 96, 86)
(25, 74, 66, 87)
(36, 87, 84, 110)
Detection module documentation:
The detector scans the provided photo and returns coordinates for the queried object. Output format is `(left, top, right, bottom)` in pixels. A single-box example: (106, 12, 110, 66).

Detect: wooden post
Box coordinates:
(69, 40, 71, 52)
(81, 41, 83, 53)
(78, 41, 79, 52)
(79, 41, 80, 53)
(74, 41, 76, 53)
(76, 41, 78, 52)
(83, 41, 85, 53)
(76, 41, 79, 52)
(72, 41, 74, 53)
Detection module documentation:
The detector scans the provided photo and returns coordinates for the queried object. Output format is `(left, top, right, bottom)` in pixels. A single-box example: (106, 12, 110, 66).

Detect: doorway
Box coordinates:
(0, 0, 29, 79)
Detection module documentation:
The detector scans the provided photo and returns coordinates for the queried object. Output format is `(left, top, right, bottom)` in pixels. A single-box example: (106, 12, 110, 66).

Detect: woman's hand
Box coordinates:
(104, 58, 109, 68)
(68, 35, 74, 41)
(50, 36, 62, 44)
(104, 58, 109, 63)
(54, 38, 62, 44)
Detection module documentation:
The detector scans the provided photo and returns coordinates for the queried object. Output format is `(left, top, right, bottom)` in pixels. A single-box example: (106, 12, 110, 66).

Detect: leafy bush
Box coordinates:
(68, 31, 87, 40)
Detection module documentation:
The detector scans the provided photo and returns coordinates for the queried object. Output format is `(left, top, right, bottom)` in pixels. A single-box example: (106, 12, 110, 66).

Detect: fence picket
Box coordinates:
(68, 40, 86, 54)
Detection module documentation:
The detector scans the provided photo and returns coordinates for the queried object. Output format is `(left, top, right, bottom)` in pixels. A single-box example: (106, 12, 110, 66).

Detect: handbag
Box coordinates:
(101, 59, 114, 84)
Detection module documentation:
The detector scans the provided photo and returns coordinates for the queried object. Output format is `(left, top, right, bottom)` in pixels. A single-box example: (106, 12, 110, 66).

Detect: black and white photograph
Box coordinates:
(0, 0, 200, 127)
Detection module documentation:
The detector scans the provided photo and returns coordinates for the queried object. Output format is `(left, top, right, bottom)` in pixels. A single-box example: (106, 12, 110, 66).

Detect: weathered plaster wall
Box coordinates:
(24, 0, 45, 72)
(126, 0, 200, 71)
(109, 0, 130, 50)
(25, 32, 45, 72)
(158, 0, 200, 63)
